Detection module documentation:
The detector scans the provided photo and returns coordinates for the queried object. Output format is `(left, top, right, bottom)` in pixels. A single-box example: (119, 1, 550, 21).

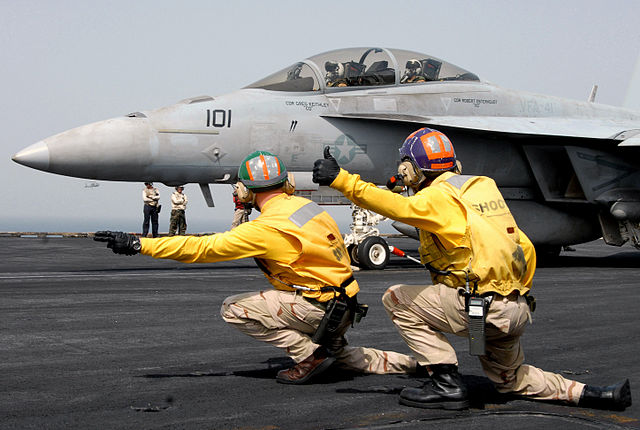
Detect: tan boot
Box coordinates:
(276, 347, 335, 385)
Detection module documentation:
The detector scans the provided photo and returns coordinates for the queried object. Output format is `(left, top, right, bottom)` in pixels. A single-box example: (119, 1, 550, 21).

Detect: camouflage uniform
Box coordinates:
(169, 189, 188, 236)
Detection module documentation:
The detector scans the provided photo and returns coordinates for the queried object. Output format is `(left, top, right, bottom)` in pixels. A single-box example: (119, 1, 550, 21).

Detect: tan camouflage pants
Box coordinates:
(168, 209, 186, 236)
(221, 289, 416, 374)
(382, 283, 585, 404)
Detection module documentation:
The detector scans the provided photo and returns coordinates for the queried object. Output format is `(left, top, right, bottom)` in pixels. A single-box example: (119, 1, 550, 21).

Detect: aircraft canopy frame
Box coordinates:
(245, 47, 479, 92)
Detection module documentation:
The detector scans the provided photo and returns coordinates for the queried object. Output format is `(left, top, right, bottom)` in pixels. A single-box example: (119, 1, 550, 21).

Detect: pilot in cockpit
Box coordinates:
(287, 64, 302, 81)
(401, 59, 426, 84)
(325, 61, 348, 87)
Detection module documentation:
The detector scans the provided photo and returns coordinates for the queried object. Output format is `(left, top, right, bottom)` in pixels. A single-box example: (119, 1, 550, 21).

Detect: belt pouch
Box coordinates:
(312, 298, 349, 345)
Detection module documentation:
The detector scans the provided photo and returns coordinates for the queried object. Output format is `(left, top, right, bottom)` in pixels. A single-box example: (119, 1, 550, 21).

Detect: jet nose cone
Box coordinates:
(12, 141, 50, 171)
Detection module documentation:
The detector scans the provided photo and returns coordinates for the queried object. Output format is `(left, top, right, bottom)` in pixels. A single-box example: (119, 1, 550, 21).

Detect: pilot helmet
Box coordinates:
(325, 61, 344, 80)
(405, 59, 422, 75)
(237, 151, 288, 190)
(144, 182, 153, 186)
(399, 127, 456, 172)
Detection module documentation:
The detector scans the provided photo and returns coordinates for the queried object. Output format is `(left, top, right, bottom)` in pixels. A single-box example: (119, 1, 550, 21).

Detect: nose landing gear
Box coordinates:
(343, 205, 390, 270)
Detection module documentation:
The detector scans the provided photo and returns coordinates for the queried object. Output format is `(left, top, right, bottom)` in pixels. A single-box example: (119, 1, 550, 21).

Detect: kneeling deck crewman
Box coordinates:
(312, 127, 631, 410)
(95, 150, 416, 384)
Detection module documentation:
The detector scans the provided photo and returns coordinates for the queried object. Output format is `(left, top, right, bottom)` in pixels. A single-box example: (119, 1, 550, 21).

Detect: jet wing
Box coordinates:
(321, 113, 640, 144)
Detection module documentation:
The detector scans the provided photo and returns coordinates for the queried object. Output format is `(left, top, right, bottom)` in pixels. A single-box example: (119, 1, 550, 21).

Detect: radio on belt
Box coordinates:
(406, 253, 489, 357)
(467, 296, 487, 356)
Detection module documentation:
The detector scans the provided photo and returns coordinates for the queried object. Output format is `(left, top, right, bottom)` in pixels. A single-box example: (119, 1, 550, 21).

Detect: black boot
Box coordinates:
(399, 364, 469, 410)
(578, 379, 632, 411)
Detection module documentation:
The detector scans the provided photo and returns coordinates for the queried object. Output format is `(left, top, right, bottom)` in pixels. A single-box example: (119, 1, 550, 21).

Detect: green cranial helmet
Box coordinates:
(237, 151, 288, 189)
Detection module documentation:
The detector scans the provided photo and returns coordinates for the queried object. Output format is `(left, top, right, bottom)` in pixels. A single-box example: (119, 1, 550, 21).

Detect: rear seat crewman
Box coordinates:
(312, 127, 631, 410)
(95, 151, 417, 384)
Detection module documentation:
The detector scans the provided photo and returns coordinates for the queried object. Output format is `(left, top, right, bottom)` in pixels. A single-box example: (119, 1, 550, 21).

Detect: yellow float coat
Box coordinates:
(140, 193, 357, 302)
(331, 169, 536, 295)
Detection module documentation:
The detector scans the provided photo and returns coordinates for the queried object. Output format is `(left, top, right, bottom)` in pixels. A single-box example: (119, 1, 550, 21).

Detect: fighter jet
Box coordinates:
(12, 47, 640, 268)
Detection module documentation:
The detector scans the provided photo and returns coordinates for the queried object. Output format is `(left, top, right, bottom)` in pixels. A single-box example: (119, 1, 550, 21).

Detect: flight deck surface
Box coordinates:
(1, 237, 638, 429)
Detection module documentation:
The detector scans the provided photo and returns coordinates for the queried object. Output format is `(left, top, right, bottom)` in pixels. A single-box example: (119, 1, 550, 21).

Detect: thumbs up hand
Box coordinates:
(312, 146, 341, 186)
(322, 146, 336, 161)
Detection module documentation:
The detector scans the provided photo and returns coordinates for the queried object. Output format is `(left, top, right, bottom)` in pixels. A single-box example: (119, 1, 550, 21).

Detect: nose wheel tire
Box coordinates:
(347, 244, 360, 266)
(357, 236, 390, 270)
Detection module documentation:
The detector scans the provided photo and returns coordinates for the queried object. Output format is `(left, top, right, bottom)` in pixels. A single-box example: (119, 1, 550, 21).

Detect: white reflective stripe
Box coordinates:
(247, 157, 266, 180)
(446, 174, 474, 189)
(289, 201, 324, 228)
(426, 135, 441, 153)
(440, 134, 453, 152)
(248, 154, 280, 181)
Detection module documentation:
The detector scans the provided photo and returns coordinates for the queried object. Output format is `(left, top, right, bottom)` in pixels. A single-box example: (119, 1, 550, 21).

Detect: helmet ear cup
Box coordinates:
(398, 161, 425, 187)
(283, 172, 296, 195)
(235, 182, 254, 203)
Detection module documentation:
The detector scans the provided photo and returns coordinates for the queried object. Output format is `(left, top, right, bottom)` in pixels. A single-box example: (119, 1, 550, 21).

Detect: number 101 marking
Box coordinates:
(206, 109, 232, 128)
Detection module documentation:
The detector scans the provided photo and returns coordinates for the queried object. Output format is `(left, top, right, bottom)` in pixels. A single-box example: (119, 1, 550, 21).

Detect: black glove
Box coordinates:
(93, 230, 141, 255)
(312, 146, 341, 186)
(386, 174, 404, 191)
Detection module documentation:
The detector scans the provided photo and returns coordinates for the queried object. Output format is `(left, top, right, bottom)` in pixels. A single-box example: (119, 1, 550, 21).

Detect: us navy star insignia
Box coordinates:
(333, 135, 357, 164)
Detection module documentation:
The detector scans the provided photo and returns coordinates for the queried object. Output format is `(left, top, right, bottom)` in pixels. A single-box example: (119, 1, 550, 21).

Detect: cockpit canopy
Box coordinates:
(246, 47, 479, 92)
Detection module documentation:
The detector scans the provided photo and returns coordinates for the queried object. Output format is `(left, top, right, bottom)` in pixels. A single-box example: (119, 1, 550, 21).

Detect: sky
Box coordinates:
(2, 0, 639, 234)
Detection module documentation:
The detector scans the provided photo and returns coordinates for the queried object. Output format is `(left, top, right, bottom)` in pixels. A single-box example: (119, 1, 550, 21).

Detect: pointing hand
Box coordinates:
(312, 146, 341, 186)
(94, 230, 141, 255)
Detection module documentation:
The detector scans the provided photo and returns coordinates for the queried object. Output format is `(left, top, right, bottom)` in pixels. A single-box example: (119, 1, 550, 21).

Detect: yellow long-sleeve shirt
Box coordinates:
(330, 169, 535, 295)
(140, 193, 358, 302)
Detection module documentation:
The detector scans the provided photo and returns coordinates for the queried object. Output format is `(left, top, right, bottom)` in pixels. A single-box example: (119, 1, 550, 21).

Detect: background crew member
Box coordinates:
(312, 127, 631, 410)
(168, 185, 188, 236)
(231, 186, 252, 228)
(142, 182, 160, 238)
(95, 151, 417, 385)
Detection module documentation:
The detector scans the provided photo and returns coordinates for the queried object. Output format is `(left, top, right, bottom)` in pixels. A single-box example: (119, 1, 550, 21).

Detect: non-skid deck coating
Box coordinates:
(1, 236, 638, 429)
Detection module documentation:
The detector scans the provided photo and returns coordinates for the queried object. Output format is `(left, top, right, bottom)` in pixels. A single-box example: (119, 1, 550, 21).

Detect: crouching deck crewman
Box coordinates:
(312, 127, 631, 410)
(95, 150, 417, 384)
